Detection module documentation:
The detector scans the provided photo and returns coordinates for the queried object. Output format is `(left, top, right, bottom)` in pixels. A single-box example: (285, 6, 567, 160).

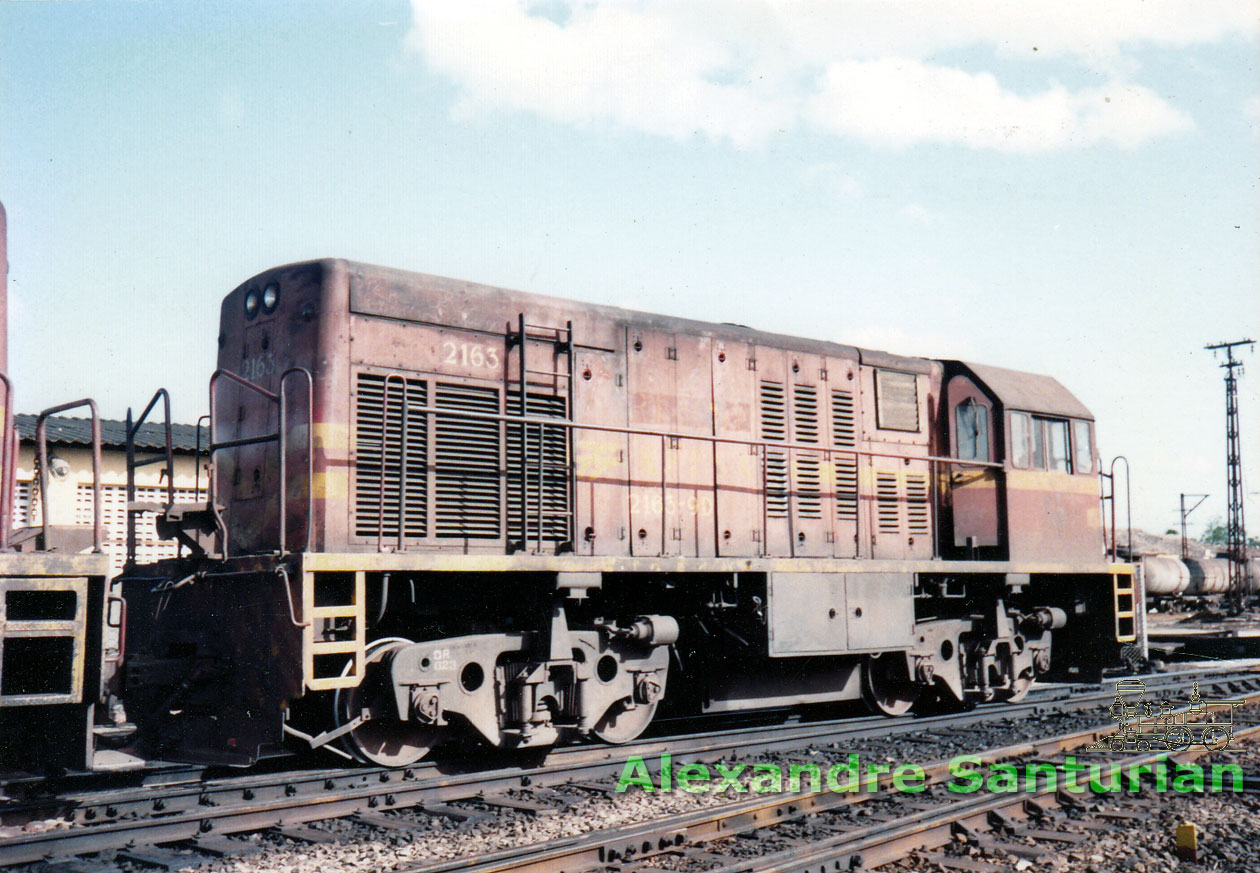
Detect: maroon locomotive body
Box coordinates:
(118, 260, 1136, 767)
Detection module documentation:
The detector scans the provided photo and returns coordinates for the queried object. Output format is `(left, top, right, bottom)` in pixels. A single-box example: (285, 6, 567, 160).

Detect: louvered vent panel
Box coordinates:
(905, 473, 930, 535)
(354, 373, 428, 539)
(506, 391, 571, 544)
(434, 384, 502, 539)
(796, 455, 822, 518)
(832, 389, 859, 522)
(760, 381, 788, 519)
(875, 472, 901, 534)
(793, 384, 819, 443)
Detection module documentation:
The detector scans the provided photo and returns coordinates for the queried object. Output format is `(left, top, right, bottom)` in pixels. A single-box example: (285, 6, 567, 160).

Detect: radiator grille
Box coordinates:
(876, 472, 900, 534)
(832, 389, 859, 522)
(792, 384, 819, 443)
(506, 391, 571, 544)
(354, 373, 429, 539)
(434, 384, 502, 539)
(796, 454, 822, 519)
(905, 472, 930, 535)
(760, 381, 788, 518)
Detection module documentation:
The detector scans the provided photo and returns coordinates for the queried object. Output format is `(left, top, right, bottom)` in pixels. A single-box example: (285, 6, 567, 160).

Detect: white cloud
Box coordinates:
(806, 59, 1193, 151)
(407, 1, 1253, 150)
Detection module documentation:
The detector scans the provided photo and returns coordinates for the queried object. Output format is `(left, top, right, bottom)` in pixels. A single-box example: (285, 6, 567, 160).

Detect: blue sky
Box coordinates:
(2, 0, 1257, 536)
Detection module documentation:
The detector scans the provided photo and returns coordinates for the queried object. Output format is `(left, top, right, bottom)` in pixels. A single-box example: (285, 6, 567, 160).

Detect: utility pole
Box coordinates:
(1179, 493, 1208, 560)
(1205, 339, 1254, 612)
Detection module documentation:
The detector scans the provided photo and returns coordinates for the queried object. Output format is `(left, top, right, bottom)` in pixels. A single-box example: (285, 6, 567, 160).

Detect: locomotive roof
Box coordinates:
(953, 360, 1093, 420)
(238, 260, 1081, 398)
(329, 259, 936, 374)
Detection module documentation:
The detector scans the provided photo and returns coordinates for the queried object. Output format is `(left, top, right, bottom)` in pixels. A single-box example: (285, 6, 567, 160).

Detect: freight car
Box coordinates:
(0, 201, 128, 773)
(1140, 554, 1259, 601)
(115, 259, 1137, 768)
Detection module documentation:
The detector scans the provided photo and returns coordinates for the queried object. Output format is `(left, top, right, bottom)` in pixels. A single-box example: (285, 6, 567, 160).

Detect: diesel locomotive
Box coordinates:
(0, 201, 121, 773)
(106, 259, 1137, 768)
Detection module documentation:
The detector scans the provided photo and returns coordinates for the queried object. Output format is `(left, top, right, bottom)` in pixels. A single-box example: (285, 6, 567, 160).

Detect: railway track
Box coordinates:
(3, 663, 1258, 869)
(396, 684, 1260, 873)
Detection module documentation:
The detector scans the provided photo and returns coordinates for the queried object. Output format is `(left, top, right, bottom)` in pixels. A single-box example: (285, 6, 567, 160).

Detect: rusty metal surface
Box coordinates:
(215, 259, 971, 560)
(956, 360, 1094, 420)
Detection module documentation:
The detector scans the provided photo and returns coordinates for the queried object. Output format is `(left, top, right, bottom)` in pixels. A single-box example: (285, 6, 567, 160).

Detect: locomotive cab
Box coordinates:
(941, 361, 1102, 564)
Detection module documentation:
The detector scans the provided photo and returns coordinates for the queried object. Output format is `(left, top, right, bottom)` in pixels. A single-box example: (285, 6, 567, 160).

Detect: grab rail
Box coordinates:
(124, 388, 176, 565)
(208, 367, 314, 555)
(35, 398, 103, 553)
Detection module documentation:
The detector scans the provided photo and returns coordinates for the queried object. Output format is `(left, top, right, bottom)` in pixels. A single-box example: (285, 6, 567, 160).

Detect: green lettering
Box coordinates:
(676, 762, 710, 793)
(864, 762, 890, 792)
(714, 763, 747, 793)
(1211, 763, 1243, 792)
(1024, 762, 1057, 792)
(750, 764, 783, 794)
(892, 763, 925, 793)
(986, 763, 1019, 793)
(827, 754, 861, 793)
(616, 756, 655, 793)
(1172, 764, 1205, 793)
(788, 762, 821, 793)
(948, 755, 983, 793)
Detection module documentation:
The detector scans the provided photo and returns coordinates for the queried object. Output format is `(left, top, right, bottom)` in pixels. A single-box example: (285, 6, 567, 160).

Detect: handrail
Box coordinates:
(1101, 456, 1131, 562)
(0, 370, 14, 549)
(390, 402, 1003, 470)
(125, 388, 176, 565)
(35, 398, 103, 553)
(194, 413, 210, 499)
(208, 367, 314, 555)
(278, 368, 315, 554)
(381, 400, 993, 557)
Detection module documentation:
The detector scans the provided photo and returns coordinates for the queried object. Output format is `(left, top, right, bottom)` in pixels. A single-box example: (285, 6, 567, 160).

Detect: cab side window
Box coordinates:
(1045, 418, 1070, 472)
(1073, 419, 1094, 474)
(1011, 412, 1074, 473)
(1010, 412, 1030, 468)
(955, 399, 989, 461)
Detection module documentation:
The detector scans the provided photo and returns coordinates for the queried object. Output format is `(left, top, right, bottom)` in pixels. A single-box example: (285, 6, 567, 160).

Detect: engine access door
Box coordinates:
(946, 375, 1002, 549)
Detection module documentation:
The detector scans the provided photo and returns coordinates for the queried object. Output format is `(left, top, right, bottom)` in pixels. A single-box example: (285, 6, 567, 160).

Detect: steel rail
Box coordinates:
(726, 720, 1260, 873)
(6, 662, 1248, 825)
(2, 667, 1258, 866)
(401, 693, 1260, 873)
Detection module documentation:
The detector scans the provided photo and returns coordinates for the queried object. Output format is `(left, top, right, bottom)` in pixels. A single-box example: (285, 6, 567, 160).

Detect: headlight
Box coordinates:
(262, 282, 279, 313)
(244, 289, 260, 319)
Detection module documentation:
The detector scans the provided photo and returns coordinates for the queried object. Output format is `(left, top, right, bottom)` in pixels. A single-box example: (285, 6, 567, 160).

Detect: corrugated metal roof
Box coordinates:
(957, 362, 1093, 420)
(13, 415, 206, 453)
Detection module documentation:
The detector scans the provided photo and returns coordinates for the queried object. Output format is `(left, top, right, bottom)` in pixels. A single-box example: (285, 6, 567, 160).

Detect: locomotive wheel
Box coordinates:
(1000, 668, 1035, 703)
(861, 653, 919, 716)
(1165, 726, 1193, 752)
(1201, 726, 1231, 751)
(333, 638, 442, 767)
(592, 700, 659, 744)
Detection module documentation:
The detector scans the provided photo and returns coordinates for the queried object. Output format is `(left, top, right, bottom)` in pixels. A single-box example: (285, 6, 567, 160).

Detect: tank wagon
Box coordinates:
(117, 260, 1137, 767)
(0, 201, 124, 773)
